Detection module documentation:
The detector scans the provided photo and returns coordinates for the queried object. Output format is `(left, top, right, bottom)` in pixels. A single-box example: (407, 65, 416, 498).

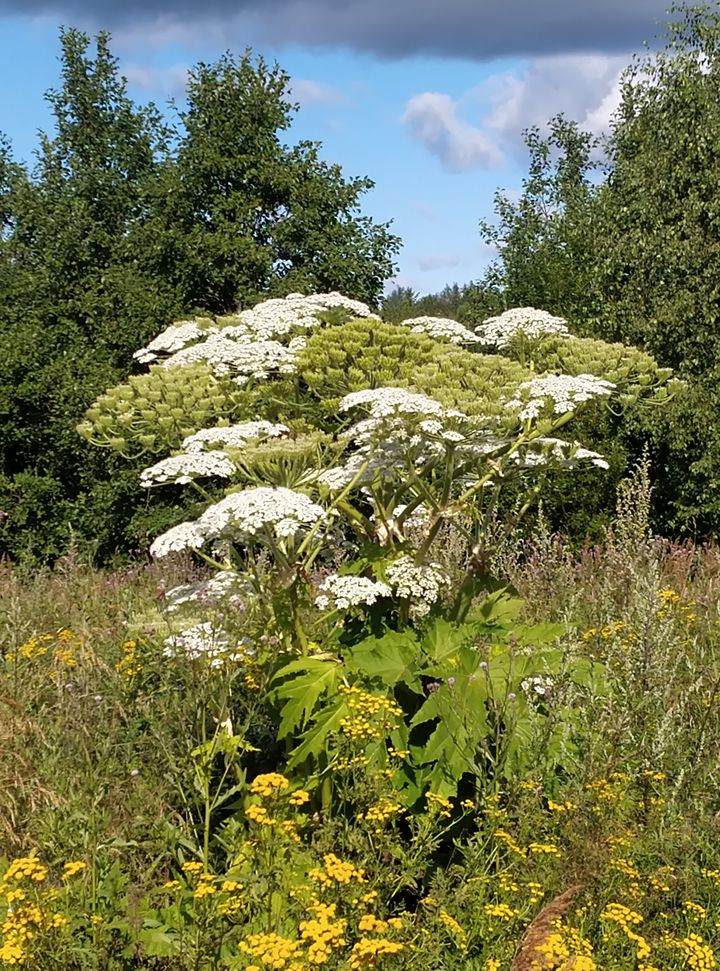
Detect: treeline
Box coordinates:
(385, 4, 720, 537)
(4, 5, 720, 562)
(0, 30, 400, 562)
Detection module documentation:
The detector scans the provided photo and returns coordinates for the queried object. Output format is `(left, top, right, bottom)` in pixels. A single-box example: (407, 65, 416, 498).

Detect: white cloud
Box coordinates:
(480, 53, 627, 144)
(121, 61, 189, 96)
(403, 53, 628, 171)
(288, 79, 346, 106)
(402, 92, 503, 172)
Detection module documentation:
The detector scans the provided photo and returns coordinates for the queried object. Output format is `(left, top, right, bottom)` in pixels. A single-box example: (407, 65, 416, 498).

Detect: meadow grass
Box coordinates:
(3, 487, 720, 969)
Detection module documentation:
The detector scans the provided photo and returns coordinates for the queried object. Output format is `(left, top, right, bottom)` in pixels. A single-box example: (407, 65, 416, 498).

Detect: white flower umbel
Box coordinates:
(198, 486, 326, 544)
(163, 335, 298, 382)
(475, 307, 571, 348)
(133, 319, 209, 364)
(385, 555, 451, 620)
(519, 437, 610, 470)
(182, 422, 290, 452)
(390, 503, 429, 532)
(315, 574, 391, 611)
(521, 675, 554, 698)
(150, 521, 206, 558)
(506, 374, 616, 420)
(400, 315, 476, 345)
(163, 622, 250, 668)
(340, 387, 459, 419)
(165, 571, 249, 611)
(224, 292, 380, 342)
(140, 451, 236, 488)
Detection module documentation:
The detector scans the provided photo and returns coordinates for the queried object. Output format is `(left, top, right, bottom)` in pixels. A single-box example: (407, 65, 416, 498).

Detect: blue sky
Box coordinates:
(0, 2, 672, 295)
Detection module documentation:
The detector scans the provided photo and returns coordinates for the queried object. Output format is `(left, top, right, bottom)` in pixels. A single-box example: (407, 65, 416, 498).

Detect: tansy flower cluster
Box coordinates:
(338, 686, 403, 742)
(6, 628, 81, 667)
(115, 639, 142, 679)
(0, 856, 75, 966)
(526, 924, 596, 971)
(601, 902, 651, 960)
(310, 855, 366, 888)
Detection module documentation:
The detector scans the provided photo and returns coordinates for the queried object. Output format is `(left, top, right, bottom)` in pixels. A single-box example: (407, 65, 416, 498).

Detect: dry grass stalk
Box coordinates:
(511, 884, 583, 971)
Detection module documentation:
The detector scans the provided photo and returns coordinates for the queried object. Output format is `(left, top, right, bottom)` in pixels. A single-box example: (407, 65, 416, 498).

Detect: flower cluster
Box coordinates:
(385, 556, 451, 619)
(116, 639, 142, 678)
(516, 437, 610, 470)
(140, 450, 236, 488)
(315, 575, 392, 611)
(227, 291, 379, 342)
(338, 685, 403, 741)
(164, 335, 299, 384)
(399, 315, 476, 345)
(340, 386, 457, 420)
(363, 798, 403, 832)
(6, 628, 81, 667)
(150, 486, 326, 557)
(250, 773, 291, 797)
(182, 421, 289, 452)
(475, 307, 571, 348)
(310, 854, 366, 887)
(163, 622, 249, 667)
(520, 675, 554, 698)
(133, 318, 213, 364)
(164, 571, 248, 611)
(506, 373, 616, 420)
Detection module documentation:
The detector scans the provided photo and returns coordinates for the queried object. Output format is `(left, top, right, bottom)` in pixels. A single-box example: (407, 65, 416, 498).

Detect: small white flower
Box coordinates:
(150, 521, 206, 558)
(520, 675, 554, 698)
(133, 319, 209, 363)
(140, 451, 236, 487)
(182, 422, 290, 452)
(385, 555, 451, 620)
(399, 315, 476, 344)
(198, 486, 326, 544)
(315, 574, 392, 611)
(163, 622, 249, 668)
(475, 307, 571, 348)
(506, 374, 615, 420)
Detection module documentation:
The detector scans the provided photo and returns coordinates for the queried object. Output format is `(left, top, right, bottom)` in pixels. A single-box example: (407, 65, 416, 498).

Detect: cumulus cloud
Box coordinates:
(403, 93, 503, 171)
(0, 0, 670, 61)
(404, 53, 628, 171)
(480, 53, 626, 145)
(121, 62, 188, 96)
(288, 79, 346, 106)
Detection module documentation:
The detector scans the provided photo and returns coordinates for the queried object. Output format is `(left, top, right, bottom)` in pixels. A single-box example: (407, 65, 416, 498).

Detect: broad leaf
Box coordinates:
(271, 656, 341, 737)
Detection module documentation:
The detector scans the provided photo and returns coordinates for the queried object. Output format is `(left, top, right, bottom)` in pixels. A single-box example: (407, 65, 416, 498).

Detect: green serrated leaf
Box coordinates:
(287, 702, 348, 769)
(271, 657, 341, 737)
(346, 630, 421, 689)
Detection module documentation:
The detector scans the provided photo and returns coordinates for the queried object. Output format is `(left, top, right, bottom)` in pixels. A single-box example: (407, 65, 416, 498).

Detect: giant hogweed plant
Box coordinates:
(80, 294, 668, 801)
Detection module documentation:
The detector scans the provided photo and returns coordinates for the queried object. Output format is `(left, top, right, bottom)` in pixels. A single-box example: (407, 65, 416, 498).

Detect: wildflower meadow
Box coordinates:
(3, 295, 720, 971)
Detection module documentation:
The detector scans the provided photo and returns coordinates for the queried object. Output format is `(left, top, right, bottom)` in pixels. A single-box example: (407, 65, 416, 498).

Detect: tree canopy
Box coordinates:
(0, 29, 400, 562)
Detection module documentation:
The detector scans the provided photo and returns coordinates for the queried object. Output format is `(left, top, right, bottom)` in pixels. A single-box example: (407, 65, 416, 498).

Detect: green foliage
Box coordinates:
(77, 362, 243, 459)
(0, 31, 399, 564)
(476, 114, 600, 326)
(272, 599, 582, 800)
(472, 4, 720, 534)
(298, 317, 533, 418)
(140, 52, 399, 313)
